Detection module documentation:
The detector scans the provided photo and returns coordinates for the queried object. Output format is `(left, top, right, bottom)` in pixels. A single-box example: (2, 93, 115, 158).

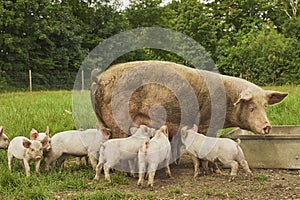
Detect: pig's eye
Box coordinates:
(264, 104, 268, 110)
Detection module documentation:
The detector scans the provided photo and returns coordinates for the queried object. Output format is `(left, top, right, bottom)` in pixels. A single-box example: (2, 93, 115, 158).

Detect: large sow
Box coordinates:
(92, 60, 287, 140)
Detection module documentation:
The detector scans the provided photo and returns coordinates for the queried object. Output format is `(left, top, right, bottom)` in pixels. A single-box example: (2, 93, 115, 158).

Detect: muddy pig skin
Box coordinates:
(7, 137, 43, 176)
(181, 125, 253, 180)
(0, 126, 10, 149)
(94, 125, 156, 183)
(137, 125, 172, 190)
(44, 127, 110, 171)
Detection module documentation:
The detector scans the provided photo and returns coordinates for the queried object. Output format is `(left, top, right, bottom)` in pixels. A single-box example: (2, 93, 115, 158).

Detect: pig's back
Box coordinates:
(8, 136, 27, 159)
(51, 131, 86, 153)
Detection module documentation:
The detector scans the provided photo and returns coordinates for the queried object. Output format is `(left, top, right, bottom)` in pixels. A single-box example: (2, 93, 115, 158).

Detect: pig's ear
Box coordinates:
(41, 138, 48, 147)
(234, 89, 253, 107)
(265, 90, 288, 105)
(192, 124, 198, 132)
(140, 125, 148, 132)
(45, 126, 49, 136)
(181, 126, 188, 139)
(0, 126, 3, 136)
(30, 129, 39, 140)
(23, 139, 31, 148)
(160, 125, 168, 136)
(130, 127, 138, 135)
(101, 128, 111, 139)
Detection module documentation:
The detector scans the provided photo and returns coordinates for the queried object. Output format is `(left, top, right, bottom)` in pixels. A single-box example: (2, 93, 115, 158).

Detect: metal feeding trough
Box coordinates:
(222, 126, 300, 169)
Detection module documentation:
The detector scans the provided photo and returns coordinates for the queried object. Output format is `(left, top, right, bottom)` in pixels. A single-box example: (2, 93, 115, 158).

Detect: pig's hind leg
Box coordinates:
(94, 162, 103, 181)
(239, 160, 253, 180)
(147, 162, 159, 190)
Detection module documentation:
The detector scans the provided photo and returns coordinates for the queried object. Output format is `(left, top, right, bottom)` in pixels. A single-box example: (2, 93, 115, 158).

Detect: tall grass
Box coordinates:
(263, 86, 300, 125)
(0, 86, 298, 199)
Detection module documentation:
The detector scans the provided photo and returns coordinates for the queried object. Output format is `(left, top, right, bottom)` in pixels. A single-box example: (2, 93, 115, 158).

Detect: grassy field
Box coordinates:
(0, 86, 299, 199)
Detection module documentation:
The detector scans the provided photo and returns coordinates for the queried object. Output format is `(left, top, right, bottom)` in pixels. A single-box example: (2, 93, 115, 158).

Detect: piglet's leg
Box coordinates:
(148, 163, 158, 191)
(104, 164, 111, 183)
(23, 159, 31, 177)
(239, 160, 253, 180)
(165, 153, 171, 177)
(94, 162, 103, 181)
(35, 159, 41, 173)
(191, 155, 200, 178)
(7, 153, 13, 172)
(128, 159, 136, 177)
(229, 161, 239, 181)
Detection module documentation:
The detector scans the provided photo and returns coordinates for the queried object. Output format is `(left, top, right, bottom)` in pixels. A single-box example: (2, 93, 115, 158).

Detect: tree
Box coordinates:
(217, 27, 300, 85)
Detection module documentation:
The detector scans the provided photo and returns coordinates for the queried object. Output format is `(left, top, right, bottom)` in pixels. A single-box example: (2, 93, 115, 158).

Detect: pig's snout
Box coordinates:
(262, 123, 271, 134)
(35, 156, 42, 160)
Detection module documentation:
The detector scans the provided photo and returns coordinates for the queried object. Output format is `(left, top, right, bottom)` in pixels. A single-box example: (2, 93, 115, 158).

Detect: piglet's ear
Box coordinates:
(192, 124, 198, 132)
(234, 89, 253, 107)
(265, 90, 288, 105)
(23, 139, 31, 148)
(181, 126, 188, 139)
(30, 129, 39, 140)
(0, 126, 3, 136)
(160, 125, 168, 136)
(101, 128, 111, 140)
(45, 126, 49, 136)
(130, 127, 138, 135)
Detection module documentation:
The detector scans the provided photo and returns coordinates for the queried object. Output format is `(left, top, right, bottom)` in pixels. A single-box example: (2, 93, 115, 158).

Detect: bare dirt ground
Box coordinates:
(119, 153, 300, 199)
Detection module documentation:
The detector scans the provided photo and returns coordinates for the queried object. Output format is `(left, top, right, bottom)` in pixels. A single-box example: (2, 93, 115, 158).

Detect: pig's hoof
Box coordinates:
(229, 176, 236, 182)
(247, 173, 254, 180)
(93, 177, 100, 182)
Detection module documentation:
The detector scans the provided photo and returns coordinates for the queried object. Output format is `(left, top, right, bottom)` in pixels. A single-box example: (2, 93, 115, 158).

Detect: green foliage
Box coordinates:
(0, 0, 299, 90)
(217, 28, 300, 85)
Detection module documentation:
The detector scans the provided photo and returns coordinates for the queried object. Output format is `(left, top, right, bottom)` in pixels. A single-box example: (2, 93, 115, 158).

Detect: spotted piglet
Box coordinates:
(181, 124, 253, 180)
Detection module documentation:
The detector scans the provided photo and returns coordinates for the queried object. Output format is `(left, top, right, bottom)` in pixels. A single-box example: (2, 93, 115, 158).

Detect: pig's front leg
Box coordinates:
(89, 155, 98, 171)
(23, 158, 31, 177)
(191, 155, 200, 178)
(35, 159, 41, 174)
(165, 152, 171, 177)
(128, 159, 136, 177)
(7, 153, 13, 172)
(137, 162, 146, 186)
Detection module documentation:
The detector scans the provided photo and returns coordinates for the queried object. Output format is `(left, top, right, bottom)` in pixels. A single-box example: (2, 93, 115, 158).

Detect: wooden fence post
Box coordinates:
(29, 70, 32, 92)
(81, 69, 84, 91)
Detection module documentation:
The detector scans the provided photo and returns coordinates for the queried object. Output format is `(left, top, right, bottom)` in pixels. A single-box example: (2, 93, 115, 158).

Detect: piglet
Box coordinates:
(7, 137, 43, 176)
(30, 127, 51, 152)
(0, 126, 10, 149)
(94, 125, 156, 182)
(181, 125, 253, 180)
(44, 126, 110, 171)
(137, 125, 172, 190)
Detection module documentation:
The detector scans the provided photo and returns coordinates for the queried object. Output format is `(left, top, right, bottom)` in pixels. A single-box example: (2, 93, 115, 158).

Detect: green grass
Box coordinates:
(0, 86, 298, 199)
(263, 86, 300, 125)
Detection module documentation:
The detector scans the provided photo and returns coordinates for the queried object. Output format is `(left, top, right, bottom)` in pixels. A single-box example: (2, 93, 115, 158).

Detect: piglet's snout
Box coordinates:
(35, 155, 42, 160)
